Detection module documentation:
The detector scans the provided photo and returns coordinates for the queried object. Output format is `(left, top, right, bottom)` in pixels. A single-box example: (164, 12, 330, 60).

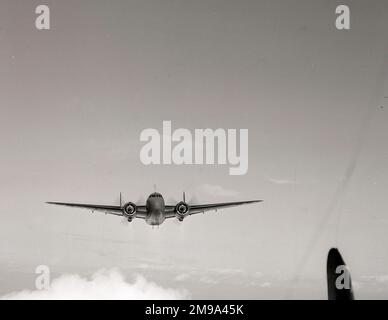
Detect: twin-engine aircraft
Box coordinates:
(47, 192, 262, 226)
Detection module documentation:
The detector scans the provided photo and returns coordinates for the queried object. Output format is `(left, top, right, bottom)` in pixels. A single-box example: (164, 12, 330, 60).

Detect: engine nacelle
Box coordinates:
(122, 202, 137, 221)
(175, 201, 190, 221)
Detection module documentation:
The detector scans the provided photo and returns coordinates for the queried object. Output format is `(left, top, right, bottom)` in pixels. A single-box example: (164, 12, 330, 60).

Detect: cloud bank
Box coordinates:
(267, 178, 297, 185)
(1, 269, 189, 300)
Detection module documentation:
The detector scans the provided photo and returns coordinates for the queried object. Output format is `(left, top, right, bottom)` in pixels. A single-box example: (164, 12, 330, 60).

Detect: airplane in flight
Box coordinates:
(47, 192, 262, 226)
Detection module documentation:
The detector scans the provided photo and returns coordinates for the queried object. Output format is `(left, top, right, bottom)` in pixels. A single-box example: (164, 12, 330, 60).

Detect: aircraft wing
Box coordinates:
(189, 200, 263, 215)
(164, 200, 262, 218)
(46, 202, 147, 219)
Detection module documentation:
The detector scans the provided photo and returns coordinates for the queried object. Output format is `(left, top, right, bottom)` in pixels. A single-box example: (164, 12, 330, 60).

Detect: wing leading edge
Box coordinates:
(164, 200, 263, 218)
(46, 202, 147, 218)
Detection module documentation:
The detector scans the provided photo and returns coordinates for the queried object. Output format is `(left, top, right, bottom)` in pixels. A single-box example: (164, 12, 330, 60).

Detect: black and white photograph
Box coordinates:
(1, 0, 388, 309)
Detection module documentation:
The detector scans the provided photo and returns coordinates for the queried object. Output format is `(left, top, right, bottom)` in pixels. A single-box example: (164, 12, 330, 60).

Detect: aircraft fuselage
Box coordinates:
(145, 192, 166, 225)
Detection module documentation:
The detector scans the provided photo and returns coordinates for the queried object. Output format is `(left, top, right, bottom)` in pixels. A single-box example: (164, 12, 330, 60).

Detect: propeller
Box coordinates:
(170, 191, 191, 226)
(120, 193, 146, 226)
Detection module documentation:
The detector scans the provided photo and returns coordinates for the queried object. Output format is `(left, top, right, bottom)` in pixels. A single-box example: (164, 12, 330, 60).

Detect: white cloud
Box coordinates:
(253, 271, 263, 278)
(267, 178, 296, 185)
(362, 275, 388, 283)
(196, 184, 240, 198)
(260, 282, 272, 288)
(376, 276, 388, 283)
(267, 177, 320, 185)
(1, 269, 189, 300)
(209, 268, 244, 276)
(174, 273, 190, 282)
(199, 276, 219, 285)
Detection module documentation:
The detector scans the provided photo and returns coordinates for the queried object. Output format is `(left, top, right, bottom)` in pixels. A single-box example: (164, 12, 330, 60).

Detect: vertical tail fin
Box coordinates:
(183, 191, 186, 202)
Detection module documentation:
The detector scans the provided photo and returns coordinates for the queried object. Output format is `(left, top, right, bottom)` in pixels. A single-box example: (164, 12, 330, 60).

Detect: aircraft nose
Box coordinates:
(154, 202, 163, 211)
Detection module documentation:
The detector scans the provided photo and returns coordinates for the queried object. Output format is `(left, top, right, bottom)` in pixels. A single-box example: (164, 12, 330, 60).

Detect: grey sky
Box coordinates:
(0, 0, 388, 299)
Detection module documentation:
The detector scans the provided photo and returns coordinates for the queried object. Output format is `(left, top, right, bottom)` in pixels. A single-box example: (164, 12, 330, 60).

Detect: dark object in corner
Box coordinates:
(327, 248, 354, 300)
